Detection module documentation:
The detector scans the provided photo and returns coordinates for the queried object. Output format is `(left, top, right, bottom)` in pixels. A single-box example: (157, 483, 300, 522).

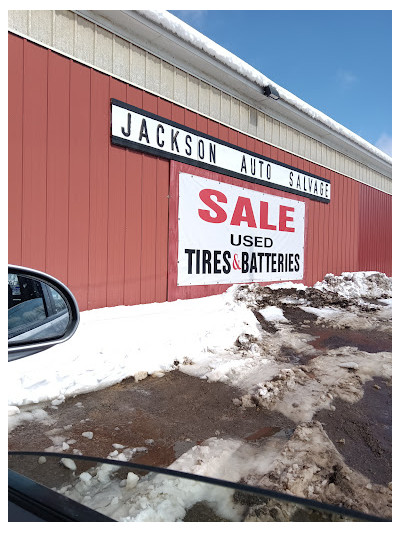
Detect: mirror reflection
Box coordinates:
(8, 273, 69, 344)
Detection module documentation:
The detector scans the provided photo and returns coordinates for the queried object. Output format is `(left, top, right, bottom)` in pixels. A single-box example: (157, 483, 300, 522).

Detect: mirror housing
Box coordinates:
(8, 265, 80, 361)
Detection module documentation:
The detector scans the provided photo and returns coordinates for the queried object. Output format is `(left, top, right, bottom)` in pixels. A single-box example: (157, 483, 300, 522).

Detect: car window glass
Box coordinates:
(48, 286, 68, 314)
(8, 274, 70, 344)
(8, 276, 48, 332)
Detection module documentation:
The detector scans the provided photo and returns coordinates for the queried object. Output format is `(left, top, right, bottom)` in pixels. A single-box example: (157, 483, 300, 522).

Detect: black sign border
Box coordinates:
(110, 99, 330, 204)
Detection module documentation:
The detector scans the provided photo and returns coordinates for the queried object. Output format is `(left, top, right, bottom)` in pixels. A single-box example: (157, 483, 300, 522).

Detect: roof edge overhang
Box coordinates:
(74, 10, 392, 179)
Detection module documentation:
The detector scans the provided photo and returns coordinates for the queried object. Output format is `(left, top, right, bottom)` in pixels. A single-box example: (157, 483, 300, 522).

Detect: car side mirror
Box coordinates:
(8, 265, 80, 361)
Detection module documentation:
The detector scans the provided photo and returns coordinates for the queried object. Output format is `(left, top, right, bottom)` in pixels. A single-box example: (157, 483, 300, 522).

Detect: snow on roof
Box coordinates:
(138, 10, 391, 166)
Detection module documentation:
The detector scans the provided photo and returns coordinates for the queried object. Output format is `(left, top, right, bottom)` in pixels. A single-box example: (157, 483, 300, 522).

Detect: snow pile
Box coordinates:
(262, 422, 392, 520)
(314, 272, 392, 301)
(53, 420, 391, 521)
(258, 306, 288, 323)
(8, 288, 260, 407)
(55, 434, 289, 522)
(235, 272, 392, 310)
(239, 347, 391, 424)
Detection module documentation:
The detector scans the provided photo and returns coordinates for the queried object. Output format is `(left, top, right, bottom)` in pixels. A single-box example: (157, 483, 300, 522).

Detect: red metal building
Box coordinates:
(8, 11, 392, 312)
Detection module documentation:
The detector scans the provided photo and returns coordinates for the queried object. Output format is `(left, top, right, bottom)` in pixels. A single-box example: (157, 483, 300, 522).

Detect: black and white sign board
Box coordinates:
(111, 99, 331, 203)
(177, 173, 305, 286)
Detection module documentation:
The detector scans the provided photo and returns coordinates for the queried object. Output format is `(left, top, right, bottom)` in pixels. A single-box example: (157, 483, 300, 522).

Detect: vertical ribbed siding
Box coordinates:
(8, 34, 24, 266)
(8, 35, 170, 311)
(358, 187, 392, 275)
(8, 34, 392, 311)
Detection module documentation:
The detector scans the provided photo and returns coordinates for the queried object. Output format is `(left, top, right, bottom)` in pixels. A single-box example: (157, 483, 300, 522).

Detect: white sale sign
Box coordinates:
(177, 173, 305, 286)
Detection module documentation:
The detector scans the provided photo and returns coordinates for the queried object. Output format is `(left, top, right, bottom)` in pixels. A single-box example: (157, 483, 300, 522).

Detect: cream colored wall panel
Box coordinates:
(271, 119, 280, 147)
(349, 159, 356, 180)
(354, 162, 360, 181)
(363, 166, 369, 185)
(94, 25, 113, 73)
(372, 172, 382, 190)
(264, 115, 273, 144)
(360, 164, 366, 182)
(342, 155, 347, 176)
(199, 81, 210, 116)
(350, 159, 355, 178)
(278, 123, 286, 151)
(298, 129, 306, 157)
(187, 75, 199, 112)
(160, 61, 174, 100)
(145, 52, 161, 95)
(256, 111, 265, 141)
(325, 146, 331, 168)
(304, 136, 311, 161)
(113, 34, 130, 81)
(230, 98, 240, 130)
(210, 87, 221, 122)
(333, 150, 338, 173)
(309, 138, 316, 163)
(288, 126, 297, 154)
(130, 44, 146, 88)
(75, 15, 95, 65)
(30, 10, 53, 46)
(344, 156, 350, 177)
(284, 124, 292, 153)
(9, 10, 29, 35)
(248, 107, 257, 137)
(336, 153, 342, 174)
(54, 10, 75, 56)
(174, 68, 187, 106)
(220, 93, 231, 125)
(239, 102, 249, 133)
(292, 130, 300, 156)
(320, 143, 327, 168)
(342, 155, 347, 175)
(314, 140, 319, 164)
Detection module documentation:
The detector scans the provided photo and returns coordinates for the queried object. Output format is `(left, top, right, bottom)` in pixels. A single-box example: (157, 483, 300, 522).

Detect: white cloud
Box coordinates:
(375, 133, 392, 156)
(336, 69, 358, 88)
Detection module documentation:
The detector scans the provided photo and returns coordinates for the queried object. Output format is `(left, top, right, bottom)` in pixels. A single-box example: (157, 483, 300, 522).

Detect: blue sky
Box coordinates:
(169, 10, 392, 156)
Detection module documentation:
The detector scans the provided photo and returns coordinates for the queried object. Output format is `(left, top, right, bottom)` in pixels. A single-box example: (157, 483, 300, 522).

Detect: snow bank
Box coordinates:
(8, 287, 260, 407)
(314, 271, 392, 300)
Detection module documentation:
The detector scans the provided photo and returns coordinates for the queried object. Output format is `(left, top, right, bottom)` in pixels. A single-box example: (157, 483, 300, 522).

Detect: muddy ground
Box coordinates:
(8, 282, 392, 520)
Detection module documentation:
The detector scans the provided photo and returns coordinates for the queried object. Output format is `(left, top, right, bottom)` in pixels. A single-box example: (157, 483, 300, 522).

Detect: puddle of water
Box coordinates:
(245, 427, 295, 442)
(308, 327, 391, 353)
(173, 439, 197, 458)
(245, 427, 281, 441)
(315, 377, 391, 485)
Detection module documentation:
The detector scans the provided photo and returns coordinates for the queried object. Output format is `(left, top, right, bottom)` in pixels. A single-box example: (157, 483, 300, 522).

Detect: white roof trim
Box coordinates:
(75, 9, 392, 175)
(138, 11, 391, 165)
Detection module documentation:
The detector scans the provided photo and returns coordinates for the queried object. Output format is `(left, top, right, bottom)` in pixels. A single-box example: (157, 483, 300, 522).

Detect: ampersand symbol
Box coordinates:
(233, 254, 241, 270)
